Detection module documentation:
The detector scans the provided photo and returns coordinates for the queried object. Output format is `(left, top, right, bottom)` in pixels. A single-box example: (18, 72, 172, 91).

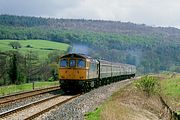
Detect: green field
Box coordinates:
(0, 81, 59, 96)
(0, 39, 69, 60)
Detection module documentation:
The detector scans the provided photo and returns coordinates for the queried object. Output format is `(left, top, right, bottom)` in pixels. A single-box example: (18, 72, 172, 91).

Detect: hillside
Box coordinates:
(0, 14, 179, 73)
(0, 40, 69, 60)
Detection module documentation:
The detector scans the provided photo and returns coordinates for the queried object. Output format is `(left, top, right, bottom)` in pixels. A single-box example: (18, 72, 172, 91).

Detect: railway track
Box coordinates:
(0, 86, 60, 105)
(0, 94, 80, 120)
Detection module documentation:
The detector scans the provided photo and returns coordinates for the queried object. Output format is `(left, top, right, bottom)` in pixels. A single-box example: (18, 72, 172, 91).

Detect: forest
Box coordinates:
(0, 14, 179, 85)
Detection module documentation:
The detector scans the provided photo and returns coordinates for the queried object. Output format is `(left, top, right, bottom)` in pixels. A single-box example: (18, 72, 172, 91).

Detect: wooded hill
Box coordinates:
(0, 14, 180, 73)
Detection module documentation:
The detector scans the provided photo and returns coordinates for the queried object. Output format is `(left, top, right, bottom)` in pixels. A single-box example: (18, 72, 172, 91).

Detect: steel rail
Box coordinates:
(24, 94, 80, 120)
(0, 86, 60, 105)
(0, 94, 63, 118)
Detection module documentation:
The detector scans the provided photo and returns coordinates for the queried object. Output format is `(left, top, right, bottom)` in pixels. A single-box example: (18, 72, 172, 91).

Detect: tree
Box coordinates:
(9, 41, 21, 49)
(7, 51, 27, 84)
(48, 50, 64, 63)
(8, 52, 18, 84)
(48, 50, 64, 81)
(24, 51, 39, 83)
(0, 52, 8, 85)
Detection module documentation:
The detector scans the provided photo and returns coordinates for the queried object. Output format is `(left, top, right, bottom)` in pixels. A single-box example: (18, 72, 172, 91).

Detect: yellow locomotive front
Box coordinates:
(58, 53, 99, 92)
(58, 54, 88, 80)
(58, 53, 95, 92)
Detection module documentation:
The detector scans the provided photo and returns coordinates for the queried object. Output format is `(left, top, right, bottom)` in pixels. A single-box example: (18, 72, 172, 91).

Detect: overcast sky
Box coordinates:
(0, 0, 180, 28)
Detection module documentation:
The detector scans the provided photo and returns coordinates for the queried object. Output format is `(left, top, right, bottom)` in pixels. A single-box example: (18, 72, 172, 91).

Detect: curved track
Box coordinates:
(0, 86, 60, 105)
(0, 94, 80, 120)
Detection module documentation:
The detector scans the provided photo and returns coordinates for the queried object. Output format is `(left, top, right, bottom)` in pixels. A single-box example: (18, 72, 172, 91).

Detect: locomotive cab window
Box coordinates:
(69, 59, 76, 67)
(77, 59, 86, 68)
(60, 59, 68, 67)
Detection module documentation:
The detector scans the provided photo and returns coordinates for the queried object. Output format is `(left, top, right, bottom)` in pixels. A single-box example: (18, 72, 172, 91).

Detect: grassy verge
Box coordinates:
(85, 107, 102, 120)
(0, 81, 59, 96)
(86, 74, 180, 120)
(85, 84, 136, 120)
(159, 73, 180, 113)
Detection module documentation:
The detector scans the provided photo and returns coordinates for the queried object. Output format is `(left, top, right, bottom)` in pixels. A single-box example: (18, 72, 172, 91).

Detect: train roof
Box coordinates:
(60, 53, 136, 68)
(99, 59, 135, 67)
(60, 53, 95, 60)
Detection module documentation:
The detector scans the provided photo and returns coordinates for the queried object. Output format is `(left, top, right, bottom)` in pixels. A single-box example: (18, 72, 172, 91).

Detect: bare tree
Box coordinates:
(24, 51, 39, 82)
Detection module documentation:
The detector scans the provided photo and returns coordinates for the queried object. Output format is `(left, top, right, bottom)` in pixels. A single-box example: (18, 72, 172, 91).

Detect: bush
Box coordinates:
(26, 45, 33, 48)
(135, 75, 159, 96)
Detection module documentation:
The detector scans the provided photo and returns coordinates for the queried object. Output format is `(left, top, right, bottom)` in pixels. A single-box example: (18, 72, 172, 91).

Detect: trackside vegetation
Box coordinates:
(85, 73, 180, 120)
(0, 81, 59, 96)
(85, 107, 102, 120)
(135, 75, 159, 96)
(159, 73, 180, 115)
(160, 74, 180, 99)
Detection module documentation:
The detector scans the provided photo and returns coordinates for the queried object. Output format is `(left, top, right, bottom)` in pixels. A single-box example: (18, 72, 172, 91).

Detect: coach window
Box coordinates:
(77, 59, 85, 68)
(70, 59, 76, 67)
(60, 59, 68, 67)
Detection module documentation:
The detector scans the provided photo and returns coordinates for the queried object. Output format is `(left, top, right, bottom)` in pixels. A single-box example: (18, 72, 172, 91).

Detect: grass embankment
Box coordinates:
(86, 74, 180, 120)
(0, 39, 69, 60)
(86, 82, 161, 120)
(0, 81, 59, 96)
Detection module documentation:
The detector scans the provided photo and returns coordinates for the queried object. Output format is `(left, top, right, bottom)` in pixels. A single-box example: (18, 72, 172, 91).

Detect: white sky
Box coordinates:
(0, 0, 180, 28)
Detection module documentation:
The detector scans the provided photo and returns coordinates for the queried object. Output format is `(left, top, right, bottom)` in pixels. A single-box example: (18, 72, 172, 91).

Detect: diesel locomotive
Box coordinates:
(58, 53, 136, 92)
